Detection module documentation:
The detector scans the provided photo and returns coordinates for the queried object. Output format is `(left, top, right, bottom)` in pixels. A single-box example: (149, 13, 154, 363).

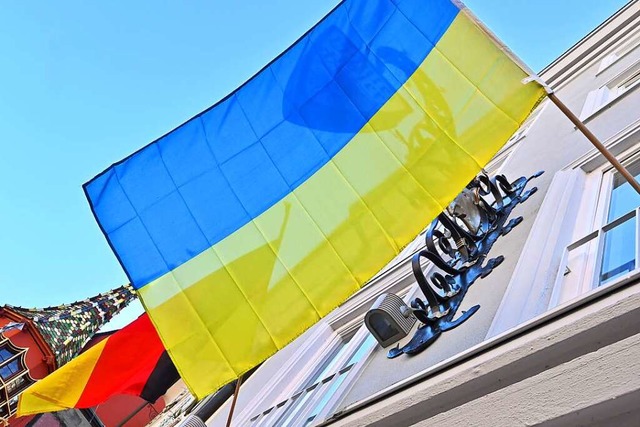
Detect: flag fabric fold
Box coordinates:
(17, 314, 179, 416)
(84, 0, 545, 398)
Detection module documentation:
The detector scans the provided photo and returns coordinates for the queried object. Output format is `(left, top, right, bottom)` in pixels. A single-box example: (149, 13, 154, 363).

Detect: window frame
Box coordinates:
(0, 342, 26, 382)
(242, 319, 376, 426)
(231, 225, 431, 426)
(267, 327, 375, 426)
(488, 122, 640, 338)
(580, 58, 640, 121)
(0, 338, 34, 420)
(549, 147, 640, 309)
(596, 26, 640, 75)
(235, 279, 419, 426)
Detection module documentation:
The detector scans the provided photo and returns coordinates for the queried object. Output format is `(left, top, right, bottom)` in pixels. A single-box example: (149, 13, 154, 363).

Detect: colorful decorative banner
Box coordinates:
(84, 0, 544, 398)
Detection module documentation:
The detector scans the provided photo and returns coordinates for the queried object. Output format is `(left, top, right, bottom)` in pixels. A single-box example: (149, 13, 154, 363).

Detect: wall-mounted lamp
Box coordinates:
(365, 293, 416, 347)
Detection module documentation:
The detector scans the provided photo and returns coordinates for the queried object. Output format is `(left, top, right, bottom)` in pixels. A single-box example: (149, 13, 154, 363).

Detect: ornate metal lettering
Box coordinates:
(388, 170, 543, 358)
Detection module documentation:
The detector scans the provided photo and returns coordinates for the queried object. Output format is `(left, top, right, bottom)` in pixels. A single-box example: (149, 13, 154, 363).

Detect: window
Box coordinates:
(580, 60, 640, 120)
(487, 127, 640, 338)
(300, 335, 376, 427)
(5, 376, 26, 395)
(232, 235, 420, 426)
(246, 330, 376, 426)
(600, 163, 640, 283)
(619, 69, 640, 94)
(0, 344, 22, 381)
(550, 156, 640, 308)
(0, 341, 33, 420)
(597, 27, 640, 74)
(0, 348, 13, 362)
(0, 360, 19, 381)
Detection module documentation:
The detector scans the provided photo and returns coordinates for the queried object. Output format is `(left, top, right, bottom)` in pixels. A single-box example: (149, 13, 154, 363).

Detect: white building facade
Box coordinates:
(200, 2, 640, 426)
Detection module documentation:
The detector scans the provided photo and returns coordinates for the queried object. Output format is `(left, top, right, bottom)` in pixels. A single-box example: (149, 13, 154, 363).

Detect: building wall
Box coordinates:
(329, 280, 640, 426)
(0, 320, 98, 427)
(203, 1, 640, 426)
(2, 316, 166, 427)
(0, 315, 51, 382)
(340, 0, 640, 411)
(1, 313, 52, 426)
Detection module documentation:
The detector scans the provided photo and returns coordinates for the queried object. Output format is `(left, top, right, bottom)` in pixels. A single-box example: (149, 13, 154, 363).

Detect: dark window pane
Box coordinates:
(0, 348, 13, 362)
(0, 365, 12, 380)
(0, 360, 19, 380)
(6, 376, 25, 394)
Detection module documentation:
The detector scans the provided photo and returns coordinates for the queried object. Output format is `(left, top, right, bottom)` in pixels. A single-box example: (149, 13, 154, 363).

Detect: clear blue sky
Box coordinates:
(0, 0, 629, 330)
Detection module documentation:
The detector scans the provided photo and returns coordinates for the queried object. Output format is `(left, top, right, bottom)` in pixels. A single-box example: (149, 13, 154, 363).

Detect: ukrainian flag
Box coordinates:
(85, 0, 544, 398)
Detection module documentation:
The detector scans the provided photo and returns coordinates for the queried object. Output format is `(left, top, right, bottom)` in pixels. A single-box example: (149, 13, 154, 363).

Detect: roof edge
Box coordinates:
(540, 0, 639, 85)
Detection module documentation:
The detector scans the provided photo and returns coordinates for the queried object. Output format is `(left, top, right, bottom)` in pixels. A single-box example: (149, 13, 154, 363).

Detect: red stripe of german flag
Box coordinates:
(18, 314, 179, 416)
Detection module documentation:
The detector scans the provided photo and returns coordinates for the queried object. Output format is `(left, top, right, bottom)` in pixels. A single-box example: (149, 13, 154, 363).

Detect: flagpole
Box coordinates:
(116, 402, 149, 427)
(546, 92, 640, 195)
(225, 374, 244, 427)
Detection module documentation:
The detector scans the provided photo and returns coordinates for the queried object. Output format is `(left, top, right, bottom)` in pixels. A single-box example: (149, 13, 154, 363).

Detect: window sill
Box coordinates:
(580, 84, 638, 125)
(595, 47, 637, 77)
(551, 267, 640, 313)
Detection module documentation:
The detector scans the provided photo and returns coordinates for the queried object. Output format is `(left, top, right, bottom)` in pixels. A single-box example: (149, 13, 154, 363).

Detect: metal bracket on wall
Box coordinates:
(388, 170, 543, 358)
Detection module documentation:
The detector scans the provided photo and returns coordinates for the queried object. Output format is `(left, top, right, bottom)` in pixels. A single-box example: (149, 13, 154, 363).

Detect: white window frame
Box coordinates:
(596, 26, 640, 75)
(241, 283, 423, 427)
(231, 254, 424, 426)
(243, 320, 372, 427)
(0, 339, 32, 420)
(310, 283, 425, 426)
(488, 120, 640, 338)
(548, 147, 640, 309)
(580, 58, 640, 120)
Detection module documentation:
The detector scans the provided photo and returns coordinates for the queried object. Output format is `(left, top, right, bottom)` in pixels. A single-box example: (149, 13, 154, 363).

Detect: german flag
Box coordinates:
(17, 314, 179, 416)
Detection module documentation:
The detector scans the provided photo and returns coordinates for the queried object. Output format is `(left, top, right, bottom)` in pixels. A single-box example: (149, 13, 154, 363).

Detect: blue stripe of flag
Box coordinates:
(85, 0, 459, 288)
